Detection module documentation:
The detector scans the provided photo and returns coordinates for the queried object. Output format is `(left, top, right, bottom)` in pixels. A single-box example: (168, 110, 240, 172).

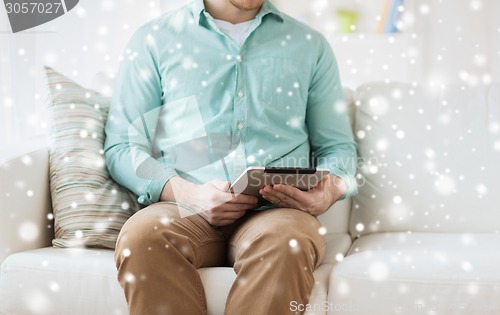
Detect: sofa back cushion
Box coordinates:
(46, 66, 141, 249)
(351, 83, 500, 236)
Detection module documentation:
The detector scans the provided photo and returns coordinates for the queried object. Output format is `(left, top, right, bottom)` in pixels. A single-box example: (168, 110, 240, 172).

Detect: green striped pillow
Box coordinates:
(45, 66, 141, 249)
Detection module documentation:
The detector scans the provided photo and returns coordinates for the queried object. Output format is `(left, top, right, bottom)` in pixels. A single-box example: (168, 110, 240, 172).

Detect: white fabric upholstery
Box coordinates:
(0, 234, 351, 315)
(0, 248, 127, 315)
(0, 146, 52, 264)
(197, 268, 236, 315)
(318, 198, 351, 234)
(351, 83, 500, 236)
(322, 234, 352, 264)
(329, 232, 500, 315)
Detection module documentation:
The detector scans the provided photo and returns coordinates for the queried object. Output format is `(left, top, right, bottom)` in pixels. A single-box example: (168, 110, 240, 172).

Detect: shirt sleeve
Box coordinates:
(104, 26, 178, 206)
(306, 35, 358, 199)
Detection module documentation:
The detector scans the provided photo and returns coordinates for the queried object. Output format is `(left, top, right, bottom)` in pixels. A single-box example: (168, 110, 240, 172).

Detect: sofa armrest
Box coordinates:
(0, 143, 53, 264)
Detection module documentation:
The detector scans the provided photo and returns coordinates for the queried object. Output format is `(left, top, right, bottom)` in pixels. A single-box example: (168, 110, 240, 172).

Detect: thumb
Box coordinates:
(210, 179, 231, 191)
(314, 175, 329, 189)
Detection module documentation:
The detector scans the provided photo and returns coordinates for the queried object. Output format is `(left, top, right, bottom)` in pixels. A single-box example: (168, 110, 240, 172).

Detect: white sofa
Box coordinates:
(1, 82, 500, 315)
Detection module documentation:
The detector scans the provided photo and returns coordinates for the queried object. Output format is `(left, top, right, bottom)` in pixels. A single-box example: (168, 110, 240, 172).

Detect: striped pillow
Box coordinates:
(45, 66, 141, 249)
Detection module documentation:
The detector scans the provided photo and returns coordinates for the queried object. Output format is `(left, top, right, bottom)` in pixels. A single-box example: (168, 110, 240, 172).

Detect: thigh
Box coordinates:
(117, 202, 228, 268)
(227, 208, 326, 266)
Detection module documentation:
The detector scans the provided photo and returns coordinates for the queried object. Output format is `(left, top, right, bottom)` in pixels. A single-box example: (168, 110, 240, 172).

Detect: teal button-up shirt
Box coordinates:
(104, 0, 357, 206)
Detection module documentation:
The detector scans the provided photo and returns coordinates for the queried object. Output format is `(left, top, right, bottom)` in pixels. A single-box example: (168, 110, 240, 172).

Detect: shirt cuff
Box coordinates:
(137, 167, 178, 205)
(324, 166, 358, 200)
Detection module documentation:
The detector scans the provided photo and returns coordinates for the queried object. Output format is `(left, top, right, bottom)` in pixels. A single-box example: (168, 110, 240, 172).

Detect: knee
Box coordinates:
(268, 223, 325, 260)
(115, 205, 176, 262)
(241, 209, 326, 266)
(117, 213, 160, 248)
(267, 208, 326, 247)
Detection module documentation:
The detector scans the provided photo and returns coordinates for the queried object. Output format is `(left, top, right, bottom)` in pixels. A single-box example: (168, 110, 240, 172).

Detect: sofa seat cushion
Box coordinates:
(0, 247, 127, 315)
(329, 232, 500, 315)
(0, 234, 351, 315)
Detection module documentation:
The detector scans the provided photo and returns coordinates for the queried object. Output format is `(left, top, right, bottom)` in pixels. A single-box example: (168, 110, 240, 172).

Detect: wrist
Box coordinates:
(161, 176, 193, 203)
(327, 175, 347, 203)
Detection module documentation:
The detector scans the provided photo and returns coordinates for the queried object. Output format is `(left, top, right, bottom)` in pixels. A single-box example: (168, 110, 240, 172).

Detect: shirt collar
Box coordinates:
(191, 0, 284, 25)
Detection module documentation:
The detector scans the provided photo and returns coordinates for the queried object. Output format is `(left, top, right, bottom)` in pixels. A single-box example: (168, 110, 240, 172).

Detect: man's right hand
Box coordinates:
(161, 176, 258, 226)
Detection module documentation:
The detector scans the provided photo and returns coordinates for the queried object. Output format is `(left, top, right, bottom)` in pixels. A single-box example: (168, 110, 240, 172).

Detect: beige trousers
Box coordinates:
(114, 202, 326, 315)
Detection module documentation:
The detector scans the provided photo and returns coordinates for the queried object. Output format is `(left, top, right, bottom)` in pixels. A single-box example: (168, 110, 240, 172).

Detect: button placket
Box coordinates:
(232, 52, 247, 179)
(233, 50, 246, 136)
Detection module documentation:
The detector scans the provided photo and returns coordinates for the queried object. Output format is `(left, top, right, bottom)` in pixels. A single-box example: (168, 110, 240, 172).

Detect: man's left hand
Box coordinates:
(259, 175, 347, 216)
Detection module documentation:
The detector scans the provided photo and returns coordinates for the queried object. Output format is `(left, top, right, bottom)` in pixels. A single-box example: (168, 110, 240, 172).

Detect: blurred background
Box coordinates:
(0, 0, 499, 147)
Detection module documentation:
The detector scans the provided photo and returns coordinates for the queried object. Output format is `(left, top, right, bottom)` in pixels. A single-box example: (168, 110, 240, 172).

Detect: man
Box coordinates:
(104, 0, 357, 314)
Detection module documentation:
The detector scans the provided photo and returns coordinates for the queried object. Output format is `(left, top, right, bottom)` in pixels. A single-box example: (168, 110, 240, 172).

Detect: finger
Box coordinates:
(268, 185, 306, 209)
(226, 193, 259, 205)
(217, 203, 256, 212)
(261, 189, 302, 210)
(261, 193, 298, 209)
(262, 185, 299, 204)
(210, 179, 231, 191)
(272, 184, 308, 203)
(215, 219, 238, 226)
(209, 212, 245, 223)
(260, 191, 282, 205)
(259, 186, 282, 201)
(211, 210, 247, 226)
(221, 210, 247, 220)
(198, 212, 214, 225)
(200, 208, 246, 225)
(314, 174, 330, 189)
(210, 190, 257, 206)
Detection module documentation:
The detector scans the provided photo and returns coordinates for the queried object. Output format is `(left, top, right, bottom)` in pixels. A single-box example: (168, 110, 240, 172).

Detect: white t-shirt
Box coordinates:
(213, 18, 255, 47)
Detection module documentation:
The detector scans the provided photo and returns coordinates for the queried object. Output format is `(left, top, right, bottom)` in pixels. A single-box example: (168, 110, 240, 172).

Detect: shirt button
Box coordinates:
(236, 55, 242, 63)
(237, 90, 244, 97)
(237, 122, 245, 130)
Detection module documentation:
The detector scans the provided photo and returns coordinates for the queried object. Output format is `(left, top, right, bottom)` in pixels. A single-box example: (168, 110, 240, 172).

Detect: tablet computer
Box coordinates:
(229, 167, 330, 197)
